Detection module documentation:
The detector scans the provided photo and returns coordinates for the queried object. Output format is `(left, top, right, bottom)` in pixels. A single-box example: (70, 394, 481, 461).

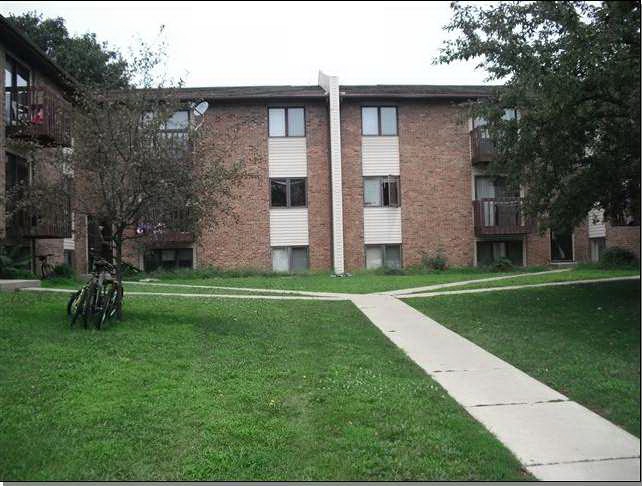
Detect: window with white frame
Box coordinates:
(268, 107, 305, 137)
(272, 246, 309, 273)
(363, 176, 400, 207)
(362, 106, 397, 136)
(365, 244, 401, 270)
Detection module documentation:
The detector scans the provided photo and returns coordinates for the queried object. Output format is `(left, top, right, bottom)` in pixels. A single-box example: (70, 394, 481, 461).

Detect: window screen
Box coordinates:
(362, 107, 379, 135)
(380, 107, 397, 135)
(365, 246, 384, 269)
(289, 179, 306, 207)
(363, 178, 381, 206)
(291, 247, 309, 272)
(384, 245, 401, 269)
(268, 108, 286, 137)
(272, 247, 289, 273)
(287, 108, 305, 137)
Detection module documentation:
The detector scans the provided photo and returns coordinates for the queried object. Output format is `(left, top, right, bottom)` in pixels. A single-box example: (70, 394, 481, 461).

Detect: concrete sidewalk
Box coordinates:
(351, 294, 640, 481)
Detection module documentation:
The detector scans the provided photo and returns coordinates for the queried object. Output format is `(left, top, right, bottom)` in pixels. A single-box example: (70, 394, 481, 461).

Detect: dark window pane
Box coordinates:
(269, 108, 286, 137)
(380, 178, 399, 207)
(382, 180, 390, 206)
(476, 242, 493, 266)
(270, 179, 287, 207)
(289, 178, 306, 207)
(384, 245, 401, 269)
(177, 248, 193, 268)
(291, 247, 308, 272)
(380, 107, 397, 135)
(362, 107, 379, 135)
(287, 108, 305, 136)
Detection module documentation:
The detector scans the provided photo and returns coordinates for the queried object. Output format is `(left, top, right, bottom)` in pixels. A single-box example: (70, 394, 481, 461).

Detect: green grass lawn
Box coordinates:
(431, 265, 639, 293)
(52, 267, 551, 294)
(0, 292, 528, 480)
(408, 281, 641, 436)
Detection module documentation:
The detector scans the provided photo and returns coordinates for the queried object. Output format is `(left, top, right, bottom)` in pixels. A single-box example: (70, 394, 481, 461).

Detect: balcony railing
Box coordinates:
(136, 208, 195, 247)
(5, 86, 72, 147)
(470, 127, 495, 164)
(7, 202, 72, 239)
(473, 197, 531, 236)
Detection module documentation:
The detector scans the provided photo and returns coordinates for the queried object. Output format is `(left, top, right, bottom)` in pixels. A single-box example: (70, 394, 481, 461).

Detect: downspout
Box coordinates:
(318, 71, 345, 275)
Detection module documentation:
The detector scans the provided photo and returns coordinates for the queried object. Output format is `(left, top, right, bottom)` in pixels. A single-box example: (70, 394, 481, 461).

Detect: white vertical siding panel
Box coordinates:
(588, 209, 606, 238)
(363, 207, 402, 244)
(362, 137, 400, 176)
(269, 208, 309, 246)
(268, 138, 308, 177)
(318, 71, 345, 274)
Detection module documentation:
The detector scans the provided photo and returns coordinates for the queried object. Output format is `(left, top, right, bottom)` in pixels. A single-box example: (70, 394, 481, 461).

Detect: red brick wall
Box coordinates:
(195, 103, 271, 270)
(573, 222, 591, 263)
(340, 102, 365, 271)
(306, 102, 332, 270)
(526, 230, 551, 266)
(399, 100, 475, 267)
(607, 224, 641, 260)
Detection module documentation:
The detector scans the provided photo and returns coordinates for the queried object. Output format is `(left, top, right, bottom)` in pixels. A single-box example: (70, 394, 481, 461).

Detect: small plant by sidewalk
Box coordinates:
(420, 248, 449, 271)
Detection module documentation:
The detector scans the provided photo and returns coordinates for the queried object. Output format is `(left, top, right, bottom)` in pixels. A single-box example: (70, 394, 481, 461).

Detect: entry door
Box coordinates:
(551, 231, 574, 262)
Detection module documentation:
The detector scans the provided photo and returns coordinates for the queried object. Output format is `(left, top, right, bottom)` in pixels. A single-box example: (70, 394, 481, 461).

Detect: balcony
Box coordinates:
(470, 127, 495, 164)
(7, 203, 72, 239)
(136, 208, 195, 248)
(473, 198, 531, 236)
(5, 86, 72, 147)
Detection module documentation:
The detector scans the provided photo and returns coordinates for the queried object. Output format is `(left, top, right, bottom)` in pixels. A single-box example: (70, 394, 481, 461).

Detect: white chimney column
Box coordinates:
(318, 71, 345, 275)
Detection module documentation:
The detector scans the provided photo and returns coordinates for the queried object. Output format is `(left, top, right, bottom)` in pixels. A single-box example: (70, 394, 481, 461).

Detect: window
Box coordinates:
(6, 153, 29, 190)
(270, 178, 306, 207)
(272, 246, 309, 273)
(4, 55, 30, 126)
(477, 240, 523, 266)
(365, 244, 402, 269)
(268, 107, 305, 137)
(165, 110, 189, 131)
(363, 176, 400, 207)
(362, 106, 397, 136)
(64, 249, 74, 267)
(143, 248, 193, 271)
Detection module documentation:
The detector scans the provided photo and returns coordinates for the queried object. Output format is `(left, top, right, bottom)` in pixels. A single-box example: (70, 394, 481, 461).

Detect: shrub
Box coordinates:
(421, 248, 448, 271)
(599, 247, 639, 268)
(488, 257, 514, 272)
(0, 246, 34, 279)
(52, 263, 74, 278)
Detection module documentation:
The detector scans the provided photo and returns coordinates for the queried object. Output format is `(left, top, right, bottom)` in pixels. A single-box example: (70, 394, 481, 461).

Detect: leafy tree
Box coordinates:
(7, 11, 129, 87)
(438, 1, 640, 231)
(8, 41, 253, 287)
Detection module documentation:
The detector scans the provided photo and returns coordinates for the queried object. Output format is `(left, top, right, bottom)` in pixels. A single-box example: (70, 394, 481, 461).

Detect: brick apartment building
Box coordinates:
(1, 15, 638, 276)
(122, 73, 640, 274)
(0, 16, 87, 277)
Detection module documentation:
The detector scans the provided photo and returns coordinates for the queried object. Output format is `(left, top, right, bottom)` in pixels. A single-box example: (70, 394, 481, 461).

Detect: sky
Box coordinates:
(1, 1, 490, 87)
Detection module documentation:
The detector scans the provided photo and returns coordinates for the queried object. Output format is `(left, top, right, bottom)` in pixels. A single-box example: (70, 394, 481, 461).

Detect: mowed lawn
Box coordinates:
(408, 281, 641, 436)
(0, 293, 528, 480)
(119, 268, 545, 294)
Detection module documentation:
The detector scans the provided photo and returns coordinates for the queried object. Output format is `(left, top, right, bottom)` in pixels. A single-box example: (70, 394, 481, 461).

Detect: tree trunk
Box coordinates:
(113, 229, 124, 320)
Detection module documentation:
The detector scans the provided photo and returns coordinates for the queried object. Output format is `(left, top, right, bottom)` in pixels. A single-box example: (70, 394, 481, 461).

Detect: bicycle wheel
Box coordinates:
(68, 289, 80, 319)
(83, 283, 97, 329)
(98, 286, 118, 329)
(69, 288, 86, 327)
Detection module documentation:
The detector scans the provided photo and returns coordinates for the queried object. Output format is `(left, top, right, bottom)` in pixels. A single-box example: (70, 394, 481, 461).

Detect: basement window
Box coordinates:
(365, 244, 401, 270)
(272, 246, 309, 273)
(268, 107, 305, 137)
(144, 248, 193, 271)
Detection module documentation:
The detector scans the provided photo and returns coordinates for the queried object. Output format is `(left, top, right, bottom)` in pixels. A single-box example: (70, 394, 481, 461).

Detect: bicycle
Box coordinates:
(68, 259, 123, 330)
(37, 253, 55, 279)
